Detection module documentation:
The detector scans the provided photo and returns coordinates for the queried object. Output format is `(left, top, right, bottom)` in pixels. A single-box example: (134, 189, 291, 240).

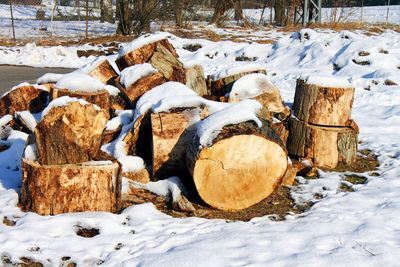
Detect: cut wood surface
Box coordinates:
(271, 121, 288, 145)
(0, 85, 48, 117)
(115, 73, 165, 106)
(87, 59, 118, 84)
(151, 108, 208, 179)
(293, 79, 355, 126)
(286, 117, 358, 169)
(123, 168, 150, 184)
(116, 39, 179, 71)
(187, 109, 287, 210)
(35, 101, 109, 165)
(185, 65, 208, 96)
(207, 69, 267, 97)
(50, 86, 111, 110)
(19, 158, 121, 215)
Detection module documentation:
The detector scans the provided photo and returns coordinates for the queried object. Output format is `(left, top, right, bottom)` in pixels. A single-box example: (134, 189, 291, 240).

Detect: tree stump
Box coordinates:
(186, 109, 288, 210)
(0, 85, 49, 117)
(50, 86, 111, 110)
(19, 158, 121, 215)
(115, 39, 185, 83)
(185, 65, 208, 96)
(286, 117, 358, 169)
(35, 101, 109, 165)
(115, 73, 166, 106)
(207, 69, 266, 97)
(293, 79, 355, 126)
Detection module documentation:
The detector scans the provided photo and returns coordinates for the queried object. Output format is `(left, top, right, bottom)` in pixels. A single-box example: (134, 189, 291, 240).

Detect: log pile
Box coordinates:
(0, 34, 363, 215)
(287, 78, 358, 169)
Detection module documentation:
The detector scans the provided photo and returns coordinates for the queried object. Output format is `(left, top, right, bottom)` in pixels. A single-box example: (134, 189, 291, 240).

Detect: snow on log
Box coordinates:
(293, 77, 355, 126)
(35, 98, 109, 165)
(184, 65, 208, 96)
(19, 157, 121, 215)
(0, 84, 49, 117)
(115, 38, 185, 83)
(186, 101, 288, 210)
(228, 73, 290, 120)
(80, 57, 119, 84)
(207, 68, 266, 97)
(286, 117, 358, 169)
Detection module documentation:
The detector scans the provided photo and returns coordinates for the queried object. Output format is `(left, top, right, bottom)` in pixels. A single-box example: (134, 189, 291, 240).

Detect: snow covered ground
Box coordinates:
(0, 7, 400, 267)
(0, 29, 399, 266)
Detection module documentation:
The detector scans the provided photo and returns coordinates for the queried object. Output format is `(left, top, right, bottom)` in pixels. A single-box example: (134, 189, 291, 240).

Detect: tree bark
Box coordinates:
(186, 108, 288, 210)
(35, 101, 109, 165)
(0, 85, 48, 117)
(293, 79, 355, 126)
(19, 158, 121, 215)
(286, 117, 358, 169)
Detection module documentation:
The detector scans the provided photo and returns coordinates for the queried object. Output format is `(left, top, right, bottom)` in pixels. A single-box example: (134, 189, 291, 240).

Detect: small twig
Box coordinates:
(355, 242, 376, 256)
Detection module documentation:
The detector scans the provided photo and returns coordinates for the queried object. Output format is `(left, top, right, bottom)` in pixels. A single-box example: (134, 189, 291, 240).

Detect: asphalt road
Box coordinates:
(0, 65, 75, 95)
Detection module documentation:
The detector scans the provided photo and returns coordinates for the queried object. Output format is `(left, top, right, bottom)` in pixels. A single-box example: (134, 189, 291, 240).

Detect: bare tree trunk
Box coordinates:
(101, 0, 114, 23)
(274, 0, 286, 25)
(210, 0, 232, 25)
(116, 0, 131, 35)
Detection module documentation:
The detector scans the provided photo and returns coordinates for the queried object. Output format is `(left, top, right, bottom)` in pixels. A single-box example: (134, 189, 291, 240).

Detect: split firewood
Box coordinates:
(0, 115, 13, 140)
(50, 86, 111, 110)
(0, 84, 49, 117)
(123, 168, 151, 184)
(184, 65, 208, 96)
(83, 57, 119, 84)
(207, 68, 266, 97)
(286, 117, 358, 169)
(280, 163, 299, 186)
(186, 105, 288, 210)
(271, 121, 288, 145)
(293, 78, 355, 126)
(35, 99, 109, 165)
(19, 157, 121, 215)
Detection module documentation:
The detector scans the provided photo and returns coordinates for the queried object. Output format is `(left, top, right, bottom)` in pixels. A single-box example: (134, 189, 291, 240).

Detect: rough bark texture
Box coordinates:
(115, 73, 166, 106)
(115, 39, 179, 71)
(123, 168, 151, 184)
(271, 121, 288, 146)
(19, 158, 121, 215)
(293, 79, 355, 126)
(35, 101, 109, 165)
(0, 85, 48, 117)
(286, 117, 358, 169)
(87, 59, 118, 84)
(151, 108, 209, 180)
(186, 108, 288, 210)
(185, 65, 208, 96)
(102, 124, 122, 145)
(207, 69, 267, 97)
(50, 86, 111, 110)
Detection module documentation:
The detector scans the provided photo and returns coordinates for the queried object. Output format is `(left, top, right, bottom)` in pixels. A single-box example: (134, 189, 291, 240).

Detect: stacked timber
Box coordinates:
(287, 77, 358, 169)
(19, 98, 121, 215)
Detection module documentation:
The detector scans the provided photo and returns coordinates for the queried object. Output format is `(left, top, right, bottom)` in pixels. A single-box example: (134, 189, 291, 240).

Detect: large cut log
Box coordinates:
(151, 107, 209, 180)
(115, 38, 185, 83)
(35, 100, 109, 165)
(185, 65, 208, 96)
(19, 158, 121, 215)
(207, 69, 266, 97)
(116, 39, 179, 71)
(293, 78, 355, 126)
(0, 84, 49, 117)
(286, 117, 358, 169)
(85, 58, 118, 85)
(50, 86, 111, 110)
(186, 108, 288, 210)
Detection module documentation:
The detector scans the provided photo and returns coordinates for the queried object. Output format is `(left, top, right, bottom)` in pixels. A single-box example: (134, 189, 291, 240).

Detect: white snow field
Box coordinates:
(1, 25, 400, 267)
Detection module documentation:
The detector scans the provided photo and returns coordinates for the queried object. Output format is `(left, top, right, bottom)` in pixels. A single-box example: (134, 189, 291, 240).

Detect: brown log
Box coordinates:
(186, 108, 288, 210)
(116, 39, 179, 71)
(207, 69, 266, 97)
(271, 121, 288, 145)
(123, 168, 151, 184)
(280, 163, 298, 186)
(184, 65, 208, 96)
(151, 107, 209, 180)
(86, 59, 118, 84)
(115, 73, 166, 106)
(293, 79, 355, 126)
(19, 158, 121, 215)
(102, 124, 122, 145)
(286, 117, 358, 169)
(35, 101, 109, 165)
(0, 85, 49, 117)
(0, 115, 13, 140)
(50, 86, 111, 110)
